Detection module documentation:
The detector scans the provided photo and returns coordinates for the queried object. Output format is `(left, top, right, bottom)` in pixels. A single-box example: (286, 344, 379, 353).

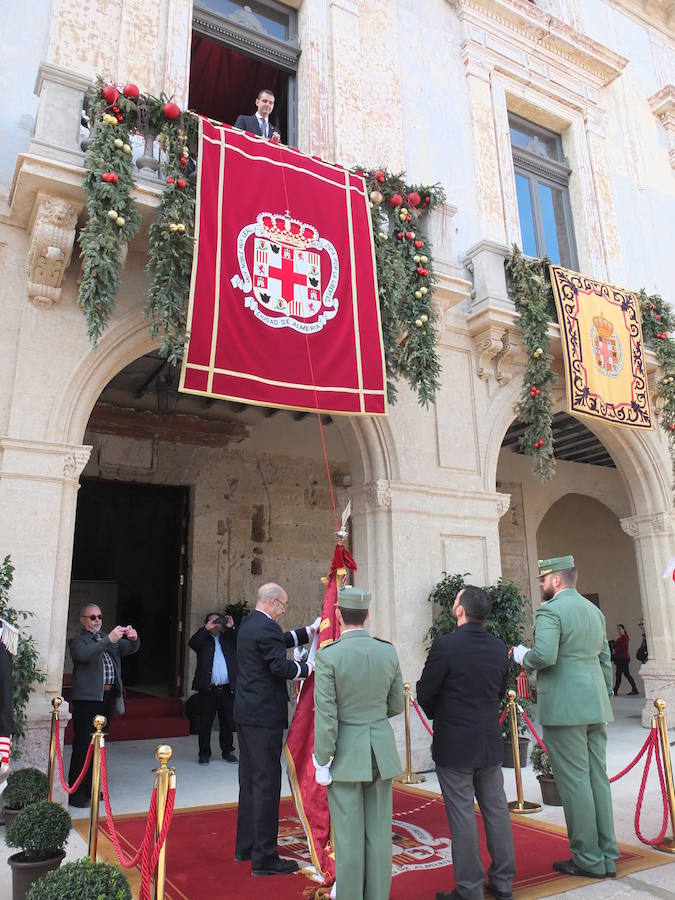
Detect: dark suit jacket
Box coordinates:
(233, 113, 279, 140)
(416, 622, 509, 769)
(234, 610, 311, 729)
(69, 630, 140, 702)
(189, 625, 237, 692)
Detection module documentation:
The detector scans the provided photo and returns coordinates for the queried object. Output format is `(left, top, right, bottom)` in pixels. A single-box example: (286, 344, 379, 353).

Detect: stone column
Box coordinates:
(620, 512, 675, 726)
(0, 437, 91, 784)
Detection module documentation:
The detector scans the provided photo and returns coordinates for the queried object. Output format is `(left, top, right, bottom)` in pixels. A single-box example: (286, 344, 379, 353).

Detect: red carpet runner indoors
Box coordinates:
(75, 785, 670, 899)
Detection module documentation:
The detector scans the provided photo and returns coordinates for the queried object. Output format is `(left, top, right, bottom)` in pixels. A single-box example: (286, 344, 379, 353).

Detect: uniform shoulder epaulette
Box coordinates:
(318, 637, 340, 650)
(373, 637, 392, 644)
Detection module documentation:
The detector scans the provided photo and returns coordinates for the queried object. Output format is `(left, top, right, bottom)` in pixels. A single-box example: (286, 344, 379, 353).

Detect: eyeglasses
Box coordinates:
(275, 598, 288, 611)
(85, 614, 102, 620)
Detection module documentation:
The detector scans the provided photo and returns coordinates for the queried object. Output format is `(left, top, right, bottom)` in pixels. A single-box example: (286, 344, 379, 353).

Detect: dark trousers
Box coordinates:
(198, 686, 234, 759)
(613, 660, 637, 694)
(69, 695, 116, 800)
(436, 764, 516, 900)
(235, 723, 284, 868)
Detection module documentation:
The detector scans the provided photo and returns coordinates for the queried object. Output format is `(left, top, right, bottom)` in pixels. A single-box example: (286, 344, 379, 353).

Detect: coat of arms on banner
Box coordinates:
(590, 316, 623, 378)
(231, 213, 340, 334)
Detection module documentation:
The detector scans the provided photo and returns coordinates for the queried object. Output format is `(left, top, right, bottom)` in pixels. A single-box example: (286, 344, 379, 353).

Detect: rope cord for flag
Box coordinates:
(53, 728, 94, 794)
(274, 141, 339, 533)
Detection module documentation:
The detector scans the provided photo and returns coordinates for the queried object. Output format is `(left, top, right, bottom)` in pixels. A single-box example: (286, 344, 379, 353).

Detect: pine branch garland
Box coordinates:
(638, 290, 675, 486)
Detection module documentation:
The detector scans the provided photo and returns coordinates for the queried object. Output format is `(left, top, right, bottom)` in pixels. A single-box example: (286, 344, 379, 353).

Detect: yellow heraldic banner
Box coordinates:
(550, 265, 652, 430)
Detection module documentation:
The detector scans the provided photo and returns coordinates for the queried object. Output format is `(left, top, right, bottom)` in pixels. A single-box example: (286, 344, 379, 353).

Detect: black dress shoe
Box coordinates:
(552, 859, 606, 878)
(252, 857, 299, 876)
(234, 852, 251, 862)
(198, 757, 209, 765)
(68, 795, 90, 808)
(605, 871, 616, 878)
(435, 891, 461, 900)
(485, 880, 513, 899)
(222, 752, 238, 763)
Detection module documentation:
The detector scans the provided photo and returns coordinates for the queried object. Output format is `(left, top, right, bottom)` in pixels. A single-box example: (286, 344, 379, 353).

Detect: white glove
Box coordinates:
(0, 761, 9, 796)
(312, 753, 333, 786)
(512, 644, 530, 665)
(307, 616, 322, 636)
(293, 646, 309, 664)
(306, 659, 315, 676)
(330, 881, 336, 899)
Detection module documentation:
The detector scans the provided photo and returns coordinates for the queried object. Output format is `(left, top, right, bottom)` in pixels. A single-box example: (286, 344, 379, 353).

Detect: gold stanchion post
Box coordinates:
(654, 699, 675, 854)
(506, 690, 540, 814)
(47, 697, 62, 802)
(153, 744, 175, 900)
(87, 715, 107, 861)
(395, 683, 424, 785)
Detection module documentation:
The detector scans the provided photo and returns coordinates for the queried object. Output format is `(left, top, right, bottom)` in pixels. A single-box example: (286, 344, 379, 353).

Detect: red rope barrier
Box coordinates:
(411, 699, 434, 736)
(634, 729, 670, 846)
(99, 743, 157, 869)
(499, 707, 508, 727)
(609, 728, 654, 783)
(149, 787, 177, 873)
(517, 706, 547, 752)
(54, 729, 94, 795)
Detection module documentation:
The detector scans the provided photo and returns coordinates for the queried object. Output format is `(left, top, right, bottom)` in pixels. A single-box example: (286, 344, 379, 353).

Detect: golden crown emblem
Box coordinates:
(592, 315, 614, 339)
(258, 213, 318, 249)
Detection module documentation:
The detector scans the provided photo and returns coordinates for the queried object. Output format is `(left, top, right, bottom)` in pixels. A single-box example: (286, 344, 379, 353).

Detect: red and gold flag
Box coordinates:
(179, 119, 387, 416)
(550, 265, 652, 430)
(283, 543, 356, 885)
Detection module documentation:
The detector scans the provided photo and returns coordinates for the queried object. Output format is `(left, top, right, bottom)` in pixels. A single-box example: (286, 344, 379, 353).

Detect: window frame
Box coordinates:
(509, 113, 579, 269)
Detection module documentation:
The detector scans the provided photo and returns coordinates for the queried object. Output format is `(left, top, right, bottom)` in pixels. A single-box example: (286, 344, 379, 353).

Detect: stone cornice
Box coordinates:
(649, 84, 675, 130)
(620, 512, 675, 538)
(447, 0, 629, 90)
(610, 1, 675, 38)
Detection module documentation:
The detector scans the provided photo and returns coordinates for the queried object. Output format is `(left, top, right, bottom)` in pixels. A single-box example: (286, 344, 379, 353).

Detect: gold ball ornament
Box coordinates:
(409, 232, 415, 239)
(415, 290, 422, 299)
(183, 146, 189, 157)
(107, 209, 118, 220)
(420, 286, 428, 295)
(369, 202, 374, 209)
(114, 138, 124, 148)
(413, 255, 421, 263)
(415, 318, 423, 328)
(533, 347, 543, 358)
(400, 208, 408, 216)
(116, 216, 125, 227)
(369, 190, 383, 205)
(176, 223, 186, 233)
(123, 143, 131, 154)
(378, 232, 388, 241)
(420, 255, 428, 264)
(421, 314, 428, 323)
(169, 223, 178, 232)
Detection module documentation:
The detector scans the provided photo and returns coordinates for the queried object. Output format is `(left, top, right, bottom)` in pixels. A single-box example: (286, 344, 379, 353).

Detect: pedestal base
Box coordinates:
(508, 799, 541, 814)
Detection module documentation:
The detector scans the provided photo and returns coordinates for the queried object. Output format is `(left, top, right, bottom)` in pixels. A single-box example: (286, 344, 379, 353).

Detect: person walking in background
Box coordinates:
(417, 585, 516, 900)
(189, 611, 238, 765)
(513, 556, 618, 879)
(613, 624, 638, 695)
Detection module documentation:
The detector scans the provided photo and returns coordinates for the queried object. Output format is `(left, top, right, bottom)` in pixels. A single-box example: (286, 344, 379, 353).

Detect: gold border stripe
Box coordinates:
(343, 170, 365, 413)
(361, 171, 388, 414)
(179, 117, 206, 393)
(184, 363, 384, 394)
(207, 128, 226, 393)
(179, 384, 386, 417)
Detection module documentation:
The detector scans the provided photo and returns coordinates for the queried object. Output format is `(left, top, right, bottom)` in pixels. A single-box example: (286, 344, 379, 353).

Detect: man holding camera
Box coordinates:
(189, 612, 238, 765)
(68, 603, 140, 807)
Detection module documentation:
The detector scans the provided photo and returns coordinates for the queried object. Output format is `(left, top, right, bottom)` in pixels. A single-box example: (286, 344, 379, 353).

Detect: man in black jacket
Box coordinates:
(189, 612, 238, 765)
(68, 603, 140, 807)
(417, 585, 516, 900)
(234, 88, 281, 143)
(234, 582, 318, 876)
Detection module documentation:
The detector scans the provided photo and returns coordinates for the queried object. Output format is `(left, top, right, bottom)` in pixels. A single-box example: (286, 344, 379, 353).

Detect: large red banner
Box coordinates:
(179, 119, 387, 416)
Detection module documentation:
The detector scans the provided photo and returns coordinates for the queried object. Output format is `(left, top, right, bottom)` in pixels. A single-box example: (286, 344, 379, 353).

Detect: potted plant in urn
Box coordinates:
(1, 768, 50, 828)
(25, 858, 132, 900)
(6, 800, 72, 899)
(530, 745, 562, 806)
(427, 573, 533, 767)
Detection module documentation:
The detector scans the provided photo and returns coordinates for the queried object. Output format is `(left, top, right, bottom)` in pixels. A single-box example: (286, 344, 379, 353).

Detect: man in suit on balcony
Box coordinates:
(234, 88, 281, 143)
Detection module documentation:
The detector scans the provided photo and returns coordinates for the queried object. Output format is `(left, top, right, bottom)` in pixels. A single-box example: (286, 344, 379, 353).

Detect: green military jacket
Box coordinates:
(524, 588, 613, 726)
(314, 629, 405, 782)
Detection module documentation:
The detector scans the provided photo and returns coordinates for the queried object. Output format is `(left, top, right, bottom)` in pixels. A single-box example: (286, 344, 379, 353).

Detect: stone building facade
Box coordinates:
(1, 0, 674, 771)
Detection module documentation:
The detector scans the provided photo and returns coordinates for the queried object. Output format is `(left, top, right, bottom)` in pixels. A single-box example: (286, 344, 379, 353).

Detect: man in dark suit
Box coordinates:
(417, 585, 516, 900)
(234, 582, 319, 876)
(189, 611, 238, 765)
(68, 603, 140, 808)
(234, 88, 281, 143)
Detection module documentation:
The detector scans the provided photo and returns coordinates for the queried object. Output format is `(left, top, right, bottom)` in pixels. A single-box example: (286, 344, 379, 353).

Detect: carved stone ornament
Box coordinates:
(366, 479, 392, 509)
(495, 493, 512, 519)
(620, 512, 674, 539)
(27, 196, 81, 309)
(63, 448, 91, 479)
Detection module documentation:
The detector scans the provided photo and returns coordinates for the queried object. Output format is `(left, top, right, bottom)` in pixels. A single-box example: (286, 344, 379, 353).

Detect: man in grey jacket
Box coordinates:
(67, 603, 139, 807)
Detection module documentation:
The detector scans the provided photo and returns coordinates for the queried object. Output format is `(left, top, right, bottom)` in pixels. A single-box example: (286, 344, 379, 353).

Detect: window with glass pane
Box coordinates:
(509, 113, 578, 268)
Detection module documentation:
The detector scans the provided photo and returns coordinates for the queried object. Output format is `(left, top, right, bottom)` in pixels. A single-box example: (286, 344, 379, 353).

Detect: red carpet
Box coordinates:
(63, 695, 190, 744)
(79, 785, 669, 899)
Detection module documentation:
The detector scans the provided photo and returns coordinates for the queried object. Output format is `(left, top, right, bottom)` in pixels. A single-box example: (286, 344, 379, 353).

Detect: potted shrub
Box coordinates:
(6, 800, 71, 900)
(2, 768, 49, 828)
(427, 573, 533, 768)
(530, 745, 562, 806)
(25, 858, 132, 899)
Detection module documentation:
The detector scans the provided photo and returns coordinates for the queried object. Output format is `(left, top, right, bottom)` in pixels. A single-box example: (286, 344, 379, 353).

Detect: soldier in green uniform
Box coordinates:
(313, 585, 405, 900)
(513, 556, 618, 879)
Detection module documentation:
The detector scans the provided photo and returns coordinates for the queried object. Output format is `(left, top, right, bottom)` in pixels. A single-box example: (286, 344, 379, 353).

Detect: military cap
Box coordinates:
(538, 555, 575, 576)
(337, 585, 371, 610)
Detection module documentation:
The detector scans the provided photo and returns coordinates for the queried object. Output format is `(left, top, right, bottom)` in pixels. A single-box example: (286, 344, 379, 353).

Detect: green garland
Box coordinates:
(78, 83, 445, 406)
(505, 247, 557, 480)
(638, 290, 675, 484)
(78, 80, 141, 343)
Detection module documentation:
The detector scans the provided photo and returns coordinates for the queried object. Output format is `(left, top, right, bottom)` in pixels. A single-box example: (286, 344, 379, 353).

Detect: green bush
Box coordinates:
(26, 858, 132, 899)
(223, 599, 250, 626)
(2, 767, 49, 810)
(530, 745, 554, 778)
(6, 800, 71, 859)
